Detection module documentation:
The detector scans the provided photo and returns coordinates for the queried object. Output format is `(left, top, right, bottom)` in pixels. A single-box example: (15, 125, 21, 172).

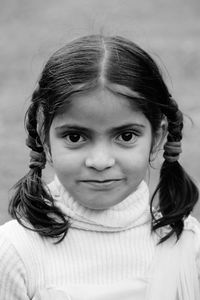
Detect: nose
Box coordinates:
(85, 145, 115, 171)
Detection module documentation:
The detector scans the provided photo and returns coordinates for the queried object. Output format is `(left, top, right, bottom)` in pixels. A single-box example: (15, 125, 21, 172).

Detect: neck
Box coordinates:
(48, 177, 151, 232)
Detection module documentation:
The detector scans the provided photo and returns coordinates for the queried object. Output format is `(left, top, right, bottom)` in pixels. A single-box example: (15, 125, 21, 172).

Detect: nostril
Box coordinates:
(85, 157, 115, 170)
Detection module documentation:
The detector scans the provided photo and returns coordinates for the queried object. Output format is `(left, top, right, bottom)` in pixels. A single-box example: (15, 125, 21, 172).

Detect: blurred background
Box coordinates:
(0, 0, 200, 224)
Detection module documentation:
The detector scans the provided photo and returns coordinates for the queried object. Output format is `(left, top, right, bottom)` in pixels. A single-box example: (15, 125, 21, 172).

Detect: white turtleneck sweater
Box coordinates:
(0, 178, 200, 300)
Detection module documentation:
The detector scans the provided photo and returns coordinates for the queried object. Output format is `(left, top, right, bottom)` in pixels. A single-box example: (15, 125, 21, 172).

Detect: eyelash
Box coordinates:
(62, 130, 141, 146)
(64, 132, 86, 144)
(116, 131, 139, 144)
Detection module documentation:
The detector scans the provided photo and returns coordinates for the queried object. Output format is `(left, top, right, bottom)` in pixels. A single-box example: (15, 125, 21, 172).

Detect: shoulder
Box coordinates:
(184, 215, 200, 245)
(0, 219, 25, 235)
(184, 215, 200, 275)
(0, 220, 44, 269)
(0, 219, 27, 246)
(0, 220, 23, 259)
(0, 219, 39, 248)
(0, 221, 37, 299)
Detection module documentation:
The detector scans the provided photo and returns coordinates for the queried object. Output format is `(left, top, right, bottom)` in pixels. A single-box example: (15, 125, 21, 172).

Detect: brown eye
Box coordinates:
(121, 132, 134, 141)
(66, 133, 84, 143)
(69, 134, 81, 142)
(116, 131, 138, 144)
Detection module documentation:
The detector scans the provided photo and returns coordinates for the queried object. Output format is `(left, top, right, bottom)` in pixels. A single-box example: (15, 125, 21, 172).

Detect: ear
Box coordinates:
(151, 119, 168, 154)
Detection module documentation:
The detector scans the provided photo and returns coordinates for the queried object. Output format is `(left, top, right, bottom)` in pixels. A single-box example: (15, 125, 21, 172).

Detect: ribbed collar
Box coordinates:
(48, 176, 151, 232)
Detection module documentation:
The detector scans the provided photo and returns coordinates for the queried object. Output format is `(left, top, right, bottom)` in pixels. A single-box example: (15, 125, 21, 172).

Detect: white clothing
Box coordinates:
(0, 179, 199, 299)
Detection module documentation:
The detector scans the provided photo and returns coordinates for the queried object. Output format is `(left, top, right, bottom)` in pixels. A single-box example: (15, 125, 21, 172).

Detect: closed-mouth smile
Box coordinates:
(79, 179, 123, 189)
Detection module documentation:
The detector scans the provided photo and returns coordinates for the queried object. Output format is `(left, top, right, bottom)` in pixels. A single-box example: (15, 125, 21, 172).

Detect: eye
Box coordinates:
(120, 132, 134, 141)
(65, 133, 86, 144)
(116, 131, 138, 144)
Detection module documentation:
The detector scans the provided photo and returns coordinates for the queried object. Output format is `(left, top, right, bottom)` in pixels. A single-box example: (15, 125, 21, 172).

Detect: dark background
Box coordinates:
(1, 0, 200, 224)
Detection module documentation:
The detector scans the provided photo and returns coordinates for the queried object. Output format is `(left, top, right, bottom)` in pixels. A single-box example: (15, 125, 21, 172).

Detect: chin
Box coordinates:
(79, 195, 124, 210)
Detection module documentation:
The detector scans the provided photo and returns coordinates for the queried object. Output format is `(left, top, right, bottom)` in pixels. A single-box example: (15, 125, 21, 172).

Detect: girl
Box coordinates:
(0, 35, 199, 300)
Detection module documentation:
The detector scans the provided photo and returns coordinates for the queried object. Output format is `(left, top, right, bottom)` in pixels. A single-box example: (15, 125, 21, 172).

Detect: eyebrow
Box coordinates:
(55, 123, 146, 134)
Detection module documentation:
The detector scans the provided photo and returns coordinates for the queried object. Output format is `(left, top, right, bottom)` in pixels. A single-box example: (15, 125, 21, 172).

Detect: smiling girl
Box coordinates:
(0, 35, 199, 300)
(50, 87, 153, 210)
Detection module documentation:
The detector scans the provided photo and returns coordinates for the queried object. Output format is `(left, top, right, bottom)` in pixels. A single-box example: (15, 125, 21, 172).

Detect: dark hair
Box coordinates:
(9, 35, 199, 242)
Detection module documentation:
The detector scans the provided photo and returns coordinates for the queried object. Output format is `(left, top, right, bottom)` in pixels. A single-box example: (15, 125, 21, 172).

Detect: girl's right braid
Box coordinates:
(9, 85, 69, 241)
(26, 88, 46, 170)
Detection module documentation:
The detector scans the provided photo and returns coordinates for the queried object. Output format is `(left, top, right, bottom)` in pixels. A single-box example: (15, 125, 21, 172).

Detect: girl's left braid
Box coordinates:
(163, 97, 183, 163)
(26, 86, 46, 170)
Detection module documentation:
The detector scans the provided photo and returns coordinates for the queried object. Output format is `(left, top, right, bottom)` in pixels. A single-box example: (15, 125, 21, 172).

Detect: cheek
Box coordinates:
(121, 148, 150, 175)
(51, 148, 83, 177)
(126, 157, 149, 173)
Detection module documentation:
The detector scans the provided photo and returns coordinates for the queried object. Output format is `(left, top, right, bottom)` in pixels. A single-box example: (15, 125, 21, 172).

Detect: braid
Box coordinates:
(26, 90, 43, 153)
(25, 96, 46, 170)
(151, 97, 199, 243)
(9, 86, 69, 242)
(165, 98, 183, 142)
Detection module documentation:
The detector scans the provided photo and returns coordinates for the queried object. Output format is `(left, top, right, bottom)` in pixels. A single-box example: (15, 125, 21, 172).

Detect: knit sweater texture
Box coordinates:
(0, 178, 200, 300)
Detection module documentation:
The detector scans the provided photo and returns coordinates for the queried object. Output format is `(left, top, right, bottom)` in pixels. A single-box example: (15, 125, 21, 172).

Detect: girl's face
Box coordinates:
(49, 88, 157, 210)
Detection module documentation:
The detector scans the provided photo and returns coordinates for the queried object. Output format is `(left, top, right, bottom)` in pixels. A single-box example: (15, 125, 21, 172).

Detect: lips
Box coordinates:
(80, 179, 122, 183)
(79, 179, 123, 190)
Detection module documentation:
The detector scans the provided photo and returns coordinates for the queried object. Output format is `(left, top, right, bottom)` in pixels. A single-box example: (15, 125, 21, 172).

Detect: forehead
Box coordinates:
(52, 88, 148, 129)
